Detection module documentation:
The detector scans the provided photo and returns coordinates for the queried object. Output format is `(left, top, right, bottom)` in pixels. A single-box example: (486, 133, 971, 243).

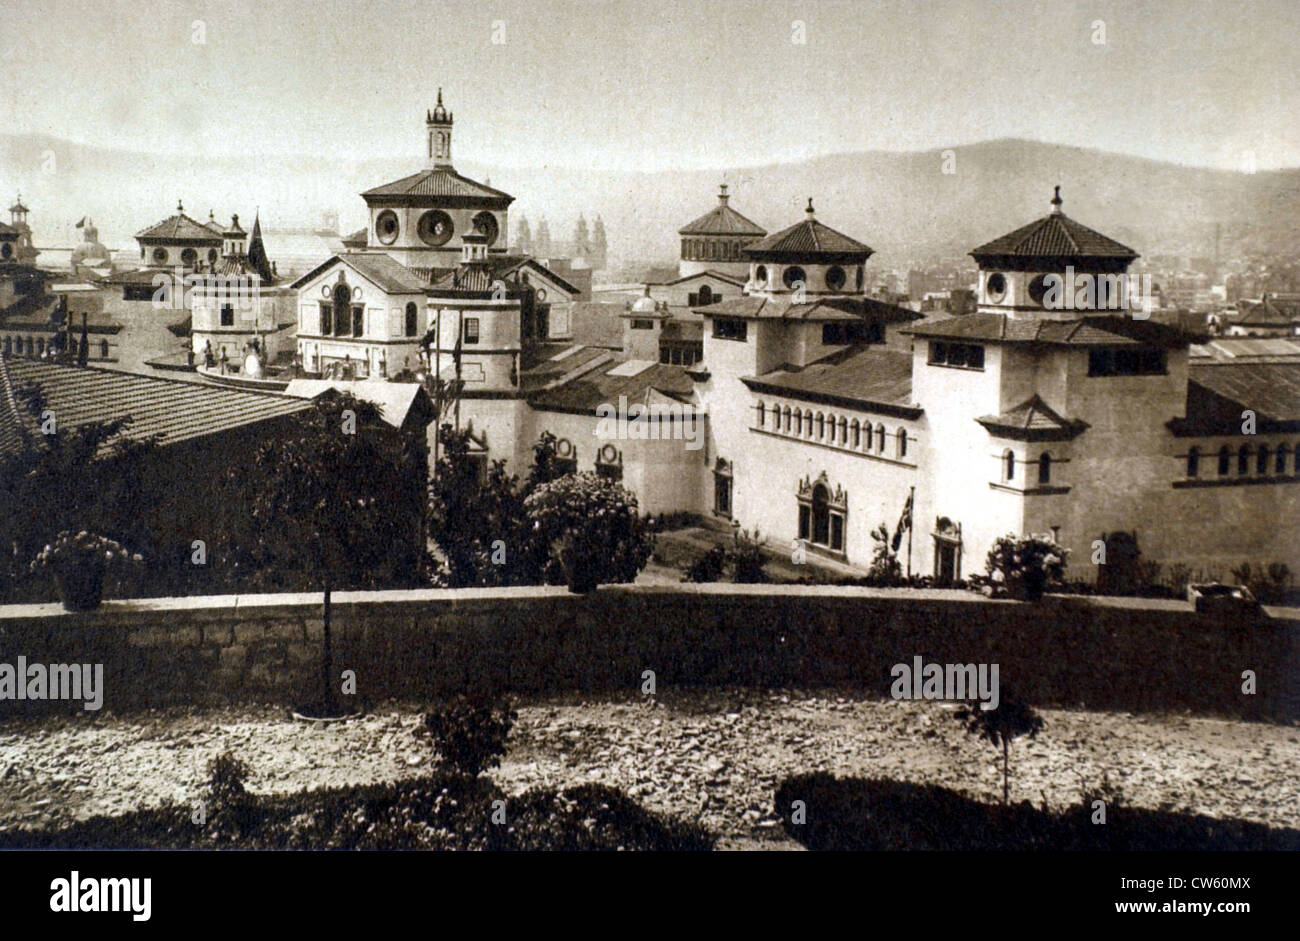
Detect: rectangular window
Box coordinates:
(352, 305, 364, 338)
(798, 505, 810, 540)
(631, 319, 654, 330)
(220, 303, 234, 327)
(714, 473, 732, 516)
(928, 341, 985, 369)
(319, 303, 332, 336)
(823, 322, 883, 345)
(830, 515, 844, 552)
(712, 317, 748, 341)
(463, 318, 480, 344)
(1088, 347, 1166, 376)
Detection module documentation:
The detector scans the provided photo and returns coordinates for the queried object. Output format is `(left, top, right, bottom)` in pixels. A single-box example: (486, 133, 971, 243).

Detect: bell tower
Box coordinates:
(426, 88, 453, 168)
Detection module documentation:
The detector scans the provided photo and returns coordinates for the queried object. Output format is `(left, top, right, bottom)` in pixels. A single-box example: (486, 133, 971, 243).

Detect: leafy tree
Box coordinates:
(0, 384, 157, 602)
(867, 524, 902, 585)
(954, 692, 1045, 806)
(426, 425, 530, 587)
(222, 392, 424, 715)
(524, 430, 569, 491)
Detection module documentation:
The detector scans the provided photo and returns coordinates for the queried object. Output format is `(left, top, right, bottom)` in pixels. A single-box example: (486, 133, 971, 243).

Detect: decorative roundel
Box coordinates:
(352, 286, 364, 300)
(471, 211, 499, 246)
(321, 284, 332, 298)
(1027, 273, 1050, 306)
(597, 443, 621, 465)
(536, 288, 547, 302)
(782, 266, 806, 290)
(555, 437, 575, 458)
(375, 210, 400, 245)
(986, 272, 1007, 303)
(825, 265, 846, 291)
(418, 210, 454, 247)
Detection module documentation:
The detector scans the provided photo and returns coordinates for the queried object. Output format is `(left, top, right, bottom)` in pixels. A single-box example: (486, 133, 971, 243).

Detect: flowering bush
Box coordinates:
(983, 533, 1069, 599)
(523, 473, 654, 590)
(29, 530, 142, 575)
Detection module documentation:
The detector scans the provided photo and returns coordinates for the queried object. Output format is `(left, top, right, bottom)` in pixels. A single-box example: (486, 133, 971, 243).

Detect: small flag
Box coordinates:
(75, 217, 86, 228)
(891, 489, 914, 552)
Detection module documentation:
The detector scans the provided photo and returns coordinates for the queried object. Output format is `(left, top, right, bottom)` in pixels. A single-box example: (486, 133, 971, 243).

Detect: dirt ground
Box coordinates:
(1, 688, 1296, 849)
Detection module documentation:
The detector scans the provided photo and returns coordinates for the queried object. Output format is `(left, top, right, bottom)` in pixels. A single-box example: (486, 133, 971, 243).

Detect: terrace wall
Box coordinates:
(0, 586, 1295, 719)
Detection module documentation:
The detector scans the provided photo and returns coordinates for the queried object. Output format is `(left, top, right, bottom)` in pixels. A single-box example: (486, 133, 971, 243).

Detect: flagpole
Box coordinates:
(906, 486, 914, 578)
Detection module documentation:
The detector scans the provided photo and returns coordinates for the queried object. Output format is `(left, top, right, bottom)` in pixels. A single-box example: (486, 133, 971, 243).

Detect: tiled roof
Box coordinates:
(743, 347, 918, 416)
(903, 313, 1200, 347)
(1231, 297, 1300, 327)
(0, 356, 27, 458)
(527, 357, 696, 414)
(1175, 362, 1300, 432)
(341, 227, 369, 246)
(1189, 337, 1300, 362)
(3, 359, 313, 455)
(645, 269, 745, 287)
(361, 168, 513, 202)
(745, 214, 872, 258)
(428, 255, 581, 296)
(976, 394, 1090, 441)
(135, 212, 223, 243)
(0, 221, 18, 236)
(289, 253, 429, 294)
(429, 265, 524, 293)
(704, 294, 921, 324)
(678, 200, 766, 237)
(970, 212, 1136, 261)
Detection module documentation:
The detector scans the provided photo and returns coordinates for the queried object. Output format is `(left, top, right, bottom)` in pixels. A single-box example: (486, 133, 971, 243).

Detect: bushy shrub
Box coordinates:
(418, 696, 517, 777)
(985, 533, 1068, 599)
(730, 528, 768, 584)
(205, 751, 252, 807)
(523, 473, 654, 589)
(1231, 561, 1294, 605)
(682, 544, 726, 583)
(866, 524, 903, 585)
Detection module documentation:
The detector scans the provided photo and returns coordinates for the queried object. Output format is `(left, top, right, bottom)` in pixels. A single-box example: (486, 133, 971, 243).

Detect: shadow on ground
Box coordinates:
(776, 773, 1300, 851)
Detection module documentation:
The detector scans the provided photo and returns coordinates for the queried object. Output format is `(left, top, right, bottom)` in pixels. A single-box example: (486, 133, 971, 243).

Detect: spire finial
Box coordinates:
(806, 197, 815, 218)
(719, 182, 729, 202)
(177, 199, 184, 213)
(1051, 185, 1063, 214)
(437, 87, 443, 107)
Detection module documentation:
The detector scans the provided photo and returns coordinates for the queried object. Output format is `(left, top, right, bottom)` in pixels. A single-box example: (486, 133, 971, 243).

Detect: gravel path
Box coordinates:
(2, 688, 1297, 847)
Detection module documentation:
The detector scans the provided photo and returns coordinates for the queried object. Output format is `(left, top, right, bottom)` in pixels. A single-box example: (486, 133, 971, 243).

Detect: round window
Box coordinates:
(152, 247, 168, 264)
(1027, 274, 1051, 306)
(782, 266, 806, 290)
(417, 210, 454, 247)
(376, 210, 400, 245)
(755, 265, 768, 285)
(471, 211, 499, 246)
(825, 265, 846, 291)
(181, 248, 197, 266)
(0, 244, 11, 260)
(208, 248, 218, 264)
(986, 272, 1007, 302)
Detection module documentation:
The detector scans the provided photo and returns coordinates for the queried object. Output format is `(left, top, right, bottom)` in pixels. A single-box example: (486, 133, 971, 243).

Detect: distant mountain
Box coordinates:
(4, 134, 1297, 270)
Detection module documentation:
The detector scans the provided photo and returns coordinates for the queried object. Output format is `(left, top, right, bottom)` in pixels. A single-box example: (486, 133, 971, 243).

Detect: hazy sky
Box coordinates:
(3, 0, 1297, 172)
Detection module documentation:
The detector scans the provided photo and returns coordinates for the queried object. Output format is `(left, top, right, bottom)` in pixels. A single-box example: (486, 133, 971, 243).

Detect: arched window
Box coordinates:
(794, 410, 802, 436)
(851, 419, 861, 449)
(783, 406, 792, 432)
(897, 428, 908, 458)
(2, 336, 9, 356)
(811, 484, 831, 546)
(875, 424, 886, 453)
(863, 423, 872, 451)
(1038, 452, 1052, 484)
(36, 338, 44, 355)
(1218, 445, 1231, 476)
(1237, 444, 1250, 475)
(333, 283, 350, 338)
(405, 302, 418, 337)
(838, 416, 848, 445)
(1277, 444, 1290, 475)
(699, 285, 713, 305)
(1257, 444, 1270, 475)
(1186, 446, 1200, 478)
(756, 401, 765, 427)
(755, 265, 768, 286)
(25, 337, 33, 356)
(770, 403, 780, 426)
(816, 413, 825, 439)
(805, 411, 814, 437)
(1003, 449, 1015, 481)
(100, 339, 108, 358)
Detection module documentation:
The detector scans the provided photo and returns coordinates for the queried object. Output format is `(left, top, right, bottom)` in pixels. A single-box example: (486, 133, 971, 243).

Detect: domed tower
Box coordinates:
(361, 90, 513, 271)
(678, 184, 765, 279)
(621, 286, 669, 361)
(969, 186, 1139, 319)
(70, 218, 114, 276)
(743, 198, 873, 298)
(8, 195, 38, 263)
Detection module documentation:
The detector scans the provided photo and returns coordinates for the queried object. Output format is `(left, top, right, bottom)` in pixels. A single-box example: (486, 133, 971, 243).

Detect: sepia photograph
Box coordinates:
(0, 0, 1295, 923)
